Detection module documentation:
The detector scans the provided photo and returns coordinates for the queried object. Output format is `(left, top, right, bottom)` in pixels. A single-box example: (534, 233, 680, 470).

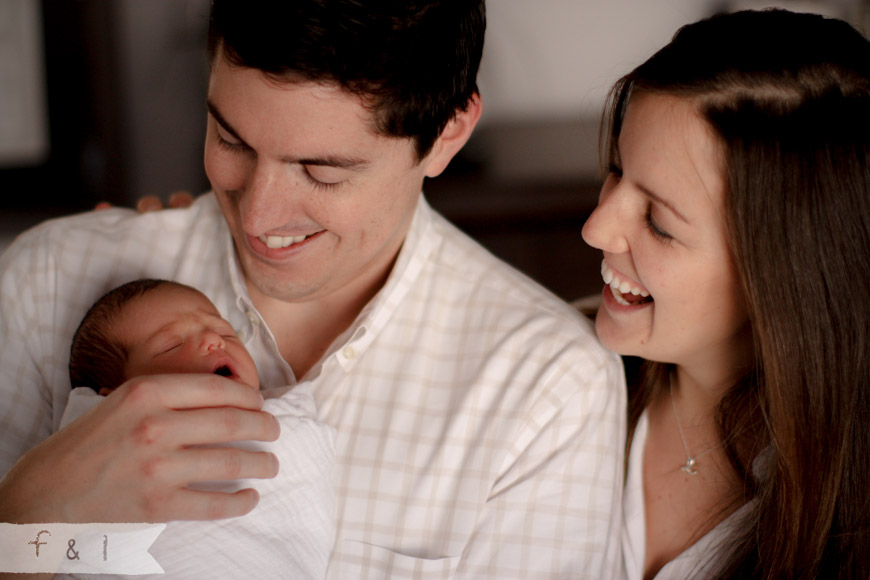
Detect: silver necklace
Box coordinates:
(669, 379, 717, 475)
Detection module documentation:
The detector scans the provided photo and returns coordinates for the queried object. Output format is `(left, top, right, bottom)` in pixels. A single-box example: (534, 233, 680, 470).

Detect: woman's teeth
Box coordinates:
(600, 261, 651, 306)
(259, 234, 308, 249)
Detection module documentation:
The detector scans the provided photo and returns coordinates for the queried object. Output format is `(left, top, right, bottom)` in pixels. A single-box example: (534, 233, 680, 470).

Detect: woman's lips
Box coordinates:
(600, 260, 653, 306)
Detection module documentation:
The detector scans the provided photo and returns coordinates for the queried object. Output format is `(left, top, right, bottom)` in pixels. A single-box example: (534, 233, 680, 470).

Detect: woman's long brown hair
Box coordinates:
(603, 9, 870, 578)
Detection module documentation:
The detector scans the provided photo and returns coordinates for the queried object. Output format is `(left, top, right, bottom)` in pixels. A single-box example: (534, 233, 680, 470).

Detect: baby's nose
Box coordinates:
(199, 331, 225, 354)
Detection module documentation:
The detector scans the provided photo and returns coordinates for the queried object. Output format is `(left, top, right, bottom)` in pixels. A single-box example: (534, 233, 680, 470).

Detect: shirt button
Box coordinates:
(342, 346, 356, 359)
(247, 311, 260, 326)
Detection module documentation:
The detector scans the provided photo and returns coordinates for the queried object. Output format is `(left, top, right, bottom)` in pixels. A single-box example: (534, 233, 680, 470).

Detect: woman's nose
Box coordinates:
(581, 178, 631, 254)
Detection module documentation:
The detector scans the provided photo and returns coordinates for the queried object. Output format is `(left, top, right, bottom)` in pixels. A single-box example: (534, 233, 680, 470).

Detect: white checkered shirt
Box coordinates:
(0, 193, 626, 579)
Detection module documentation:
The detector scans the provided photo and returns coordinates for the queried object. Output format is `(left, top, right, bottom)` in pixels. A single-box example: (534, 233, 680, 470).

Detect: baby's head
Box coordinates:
(69, 279, 259, 394)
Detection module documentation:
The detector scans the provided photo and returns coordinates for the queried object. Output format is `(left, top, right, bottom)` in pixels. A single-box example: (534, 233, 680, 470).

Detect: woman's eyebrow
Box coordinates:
(636, 181, 690, 224)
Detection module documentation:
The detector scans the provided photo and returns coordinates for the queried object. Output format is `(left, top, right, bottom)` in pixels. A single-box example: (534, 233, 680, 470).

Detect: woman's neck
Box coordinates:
(639, 365, 747, 578)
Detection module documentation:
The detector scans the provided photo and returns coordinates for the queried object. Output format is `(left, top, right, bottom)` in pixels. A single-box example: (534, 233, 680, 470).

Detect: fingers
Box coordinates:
(95, 191, 194, 213)
(117, 373, 266, 412)
(183, 448, 279, 482)
(168, 190, 195, 208)
(136, 195, 164, 213)
(181, 407, 281, 445)
(109, 375, 279, 444)
(165, 488, 261, 521)
(0, 374, 281, 525)
(126, 447, 277, 521)
(126, 448, 277, 504)
(128, 406, 280, 448)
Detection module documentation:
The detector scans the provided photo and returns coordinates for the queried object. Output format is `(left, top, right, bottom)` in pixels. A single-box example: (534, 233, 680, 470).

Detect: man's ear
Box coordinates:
(423, 93, 483, 178)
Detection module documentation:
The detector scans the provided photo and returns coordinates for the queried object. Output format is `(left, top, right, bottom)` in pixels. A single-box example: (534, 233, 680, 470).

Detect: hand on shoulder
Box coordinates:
(94, 191, 196, 213)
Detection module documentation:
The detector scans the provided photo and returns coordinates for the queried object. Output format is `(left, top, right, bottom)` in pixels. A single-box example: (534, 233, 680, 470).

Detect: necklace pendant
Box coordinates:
(680, 457, 698, 475)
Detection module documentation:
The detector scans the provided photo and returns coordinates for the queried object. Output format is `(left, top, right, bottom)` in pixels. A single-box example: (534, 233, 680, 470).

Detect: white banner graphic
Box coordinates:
(0, 523, 166, 574)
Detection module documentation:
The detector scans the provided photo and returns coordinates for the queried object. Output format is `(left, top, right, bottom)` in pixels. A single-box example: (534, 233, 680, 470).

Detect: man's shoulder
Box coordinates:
(2, 195, 222, 272)
(7, 194, 221, 250)
(0, 194, 228, 314)
(427, 211, 593, 327)
(414, 210, 618, 370)
(406, 211, 624, 414)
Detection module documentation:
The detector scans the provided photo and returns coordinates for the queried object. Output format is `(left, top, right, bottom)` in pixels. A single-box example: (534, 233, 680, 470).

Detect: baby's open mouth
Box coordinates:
(214, 365, 233, 377)
(601, 261, 653, 306)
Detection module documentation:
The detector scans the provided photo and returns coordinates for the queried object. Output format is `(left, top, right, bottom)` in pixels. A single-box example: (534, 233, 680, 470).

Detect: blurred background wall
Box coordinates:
(1, 0, 866, 299)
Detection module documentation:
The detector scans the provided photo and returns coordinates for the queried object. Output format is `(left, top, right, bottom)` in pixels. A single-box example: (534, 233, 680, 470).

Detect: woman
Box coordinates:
(582, 9, 870, 579)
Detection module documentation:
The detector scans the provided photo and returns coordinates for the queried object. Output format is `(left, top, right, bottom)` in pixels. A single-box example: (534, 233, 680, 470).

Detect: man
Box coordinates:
(0, 1, 625, 577)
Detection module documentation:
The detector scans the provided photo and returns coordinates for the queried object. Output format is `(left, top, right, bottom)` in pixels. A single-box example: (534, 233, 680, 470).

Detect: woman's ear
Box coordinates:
(423, 93, 483, 178)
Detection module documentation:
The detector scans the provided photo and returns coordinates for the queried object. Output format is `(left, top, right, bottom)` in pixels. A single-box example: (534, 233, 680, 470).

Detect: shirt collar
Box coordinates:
(332, 193, 437, 371)
(220, 193, 439, 374)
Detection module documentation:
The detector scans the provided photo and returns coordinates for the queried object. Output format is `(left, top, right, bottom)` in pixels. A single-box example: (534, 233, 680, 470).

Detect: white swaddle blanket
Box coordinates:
(56, 384, 335, 579)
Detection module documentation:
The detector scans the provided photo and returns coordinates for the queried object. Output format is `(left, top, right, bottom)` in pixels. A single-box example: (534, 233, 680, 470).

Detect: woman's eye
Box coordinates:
(644, 205, 674, 245)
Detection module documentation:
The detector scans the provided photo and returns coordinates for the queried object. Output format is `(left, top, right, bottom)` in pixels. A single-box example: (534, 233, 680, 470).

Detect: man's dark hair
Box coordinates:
(69, 279, 182, 393)
(207, 0, 485, 159)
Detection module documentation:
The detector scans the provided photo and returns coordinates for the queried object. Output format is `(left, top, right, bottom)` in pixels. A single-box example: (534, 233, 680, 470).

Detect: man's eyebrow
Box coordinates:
(206, 99, 370, 169)
(206, 99, 248, 146)
(291, 155, 371, 169)
(637, 182, 690, 224)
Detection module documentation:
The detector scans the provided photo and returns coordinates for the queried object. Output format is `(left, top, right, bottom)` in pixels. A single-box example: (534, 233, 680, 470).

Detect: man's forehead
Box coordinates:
(208, 52, 379, 125)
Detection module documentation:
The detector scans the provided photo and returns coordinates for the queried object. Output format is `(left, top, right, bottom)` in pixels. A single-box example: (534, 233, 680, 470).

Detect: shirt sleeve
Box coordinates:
(453, 348, 627, 579)
(0, 228, 60, 476)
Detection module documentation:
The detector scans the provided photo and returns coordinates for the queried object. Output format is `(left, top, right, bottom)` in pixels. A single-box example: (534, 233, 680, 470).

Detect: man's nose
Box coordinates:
(240, 160, 305, 237)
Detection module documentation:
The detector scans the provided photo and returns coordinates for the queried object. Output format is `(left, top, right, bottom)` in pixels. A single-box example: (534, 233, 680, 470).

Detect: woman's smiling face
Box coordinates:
(581, 92, 751, 379)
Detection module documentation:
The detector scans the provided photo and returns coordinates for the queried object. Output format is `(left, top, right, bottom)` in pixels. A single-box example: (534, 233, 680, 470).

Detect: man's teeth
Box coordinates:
(259, 234, 308, 249)
(600, 261, 650, 305)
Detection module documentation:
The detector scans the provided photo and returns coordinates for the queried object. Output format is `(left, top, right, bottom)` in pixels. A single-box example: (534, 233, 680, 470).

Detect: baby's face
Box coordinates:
(120, 285, 259, 389)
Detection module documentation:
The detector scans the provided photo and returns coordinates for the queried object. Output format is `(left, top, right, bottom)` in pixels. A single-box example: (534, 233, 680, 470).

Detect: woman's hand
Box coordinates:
(94, 191, 196, 213)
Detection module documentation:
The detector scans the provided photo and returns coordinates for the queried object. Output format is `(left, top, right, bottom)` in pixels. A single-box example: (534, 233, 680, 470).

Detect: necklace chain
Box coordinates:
(669, 378, 717, 475)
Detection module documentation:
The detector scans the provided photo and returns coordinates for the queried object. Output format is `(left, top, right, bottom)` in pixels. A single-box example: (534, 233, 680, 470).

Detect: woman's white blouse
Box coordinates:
(623, 412, 752, 579)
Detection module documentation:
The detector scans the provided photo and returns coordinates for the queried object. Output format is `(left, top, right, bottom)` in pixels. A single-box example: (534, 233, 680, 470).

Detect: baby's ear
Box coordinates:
(98, 387, 115, 397)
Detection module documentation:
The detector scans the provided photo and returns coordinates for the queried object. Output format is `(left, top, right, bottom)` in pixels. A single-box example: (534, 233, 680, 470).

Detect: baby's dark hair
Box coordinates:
(69, 278, 186, 393)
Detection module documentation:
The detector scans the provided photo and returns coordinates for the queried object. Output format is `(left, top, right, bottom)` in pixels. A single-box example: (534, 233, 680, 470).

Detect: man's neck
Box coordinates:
(246, 260, 396, 380)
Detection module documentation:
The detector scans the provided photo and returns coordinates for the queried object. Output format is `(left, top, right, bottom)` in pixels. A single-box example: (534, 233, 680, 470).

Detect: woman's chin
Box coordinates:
(594, 306, 650, 359)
